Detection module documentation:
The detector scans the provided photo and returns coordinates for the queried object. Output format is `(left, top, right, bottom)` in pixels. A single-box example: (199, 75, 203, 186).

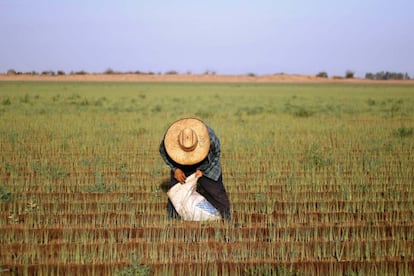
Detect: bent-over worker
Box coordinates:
(159, 118, 231, 220)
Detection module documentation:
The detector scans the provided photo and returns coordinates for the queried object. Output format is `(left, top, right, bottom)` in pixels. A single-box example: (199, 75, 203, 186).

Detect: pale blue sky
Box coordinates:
(1, 0, 413, 77)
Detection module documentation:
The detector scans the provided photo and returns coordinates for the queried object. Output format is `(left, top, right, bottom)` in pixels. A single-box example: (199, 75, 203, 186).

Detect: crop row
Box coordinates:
(2, 239, 414, 262)
(2, 163, 412, 175)
(3, 189, 414, 202)
(2, 177, 413, 195)
(2, 259, 413, 276)
(2, 168, 412, 181)
(1, 210, 412, 228)
(1, 240, 413, 275)
(2, 223, 413, 244)
(2, 199, 413, 213)
(5, 167, 409, 180)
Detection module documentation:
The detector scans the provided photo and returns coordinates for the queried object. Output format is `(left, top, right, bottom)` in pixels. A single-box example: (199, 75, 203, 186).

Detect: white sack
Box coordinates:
(167, 173, 221, 221)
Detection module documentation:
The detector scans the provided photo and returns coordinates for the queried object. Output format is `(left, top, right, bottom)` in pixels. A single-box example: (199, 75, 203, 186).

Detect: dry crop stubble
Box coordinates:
(0, 81, 414, 275)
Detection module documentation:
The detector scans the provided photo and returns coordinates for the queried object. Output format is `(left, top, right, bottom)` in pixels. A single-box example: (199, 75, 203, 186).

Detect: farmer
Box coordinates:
(159, 118, 231, 220)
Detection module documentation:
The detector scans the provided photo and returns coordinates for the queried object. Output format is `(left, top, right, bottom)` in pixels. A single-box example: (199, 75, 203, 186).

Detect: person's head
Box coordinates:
(163, 118, 210, 165)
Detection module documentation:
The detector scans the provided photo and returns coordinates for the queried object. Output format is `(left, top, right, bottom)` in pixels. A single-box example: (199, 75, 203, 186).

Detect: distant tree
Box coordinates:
(73, 70, 87, 75)
(394, 73, 404, 80)
(374, 71, 384, 80)
(6, 69, 17, 75)
(104, 68, 117, 75)
(165, 70, 179, 75)
(204, 70, 216, 75)
(316, 71, 328, 78)
(104, 68, 115, 74)
(345, 70, 355, 79)
(365, 73, 375, 80)
(41, 70, 55, 76)
(365, 71, 410, 80)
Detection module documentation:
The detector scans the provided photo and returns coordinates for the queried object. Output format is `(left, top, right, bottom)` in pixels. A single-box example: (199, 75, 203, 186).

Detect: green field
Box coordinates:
(1, 81, 413, 275)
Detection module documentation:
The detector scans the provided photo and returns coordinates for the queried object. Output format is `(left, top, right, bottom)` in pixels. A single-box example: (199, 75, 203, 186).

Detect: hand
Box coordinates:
(174, 168, 186, 184)
(195, 169, 203, 178)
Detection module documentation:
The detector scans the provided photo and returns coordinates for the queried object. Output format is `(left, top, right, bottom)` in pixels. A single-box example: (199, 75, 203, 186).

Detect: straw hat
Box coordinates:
(164, 118, 210, 165)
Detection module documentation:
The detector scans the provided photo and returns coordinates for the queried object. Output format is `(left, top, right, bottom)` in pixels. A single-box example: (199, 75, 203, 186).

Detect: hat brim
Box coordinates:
(164, 118, 210, 165)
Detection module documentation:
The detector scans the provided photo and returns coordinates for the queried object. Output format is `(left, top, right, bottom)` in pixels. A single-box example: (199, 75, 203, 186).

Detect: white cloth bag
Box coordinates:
(167, 173, 221, 221)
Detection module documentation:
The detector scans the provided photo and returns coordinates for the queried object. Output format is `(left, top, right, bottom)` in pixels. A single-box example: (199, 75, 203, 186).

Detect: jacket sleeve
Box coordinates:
(197, 126, 222, 181)
(159, 140, 176, 171)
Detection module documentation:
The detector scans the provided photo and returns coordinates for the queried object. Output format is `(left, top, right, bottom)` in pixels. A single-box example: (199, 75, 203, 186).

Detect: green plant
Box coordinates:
(293, 106, 313, 117)
(366, 98, 376, 106)
(30, 161, 69, 179)
(20, 94, 30, 103)
(195, 109, 213, 118)
(244, 264, 301, 276)
(394, 126, 413, 138)
(85, 172, 116, 193)
(47, 165, 69, 179)
(284, 102, 314, 117)
(2, 97, 11, 105)
(116, 253, 150, 276)
(151, 105, 162, 113)
(118, 163, 129, 179)
(0, 186, 12, 202)
(304, 144, 332, 169)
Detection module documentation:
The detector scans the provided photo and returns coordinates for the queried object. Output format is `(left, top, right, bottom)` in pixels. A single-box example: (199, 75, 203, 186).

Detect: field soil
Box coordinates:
(1, 81, 413, 275)
(1, 73, 414, 84)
